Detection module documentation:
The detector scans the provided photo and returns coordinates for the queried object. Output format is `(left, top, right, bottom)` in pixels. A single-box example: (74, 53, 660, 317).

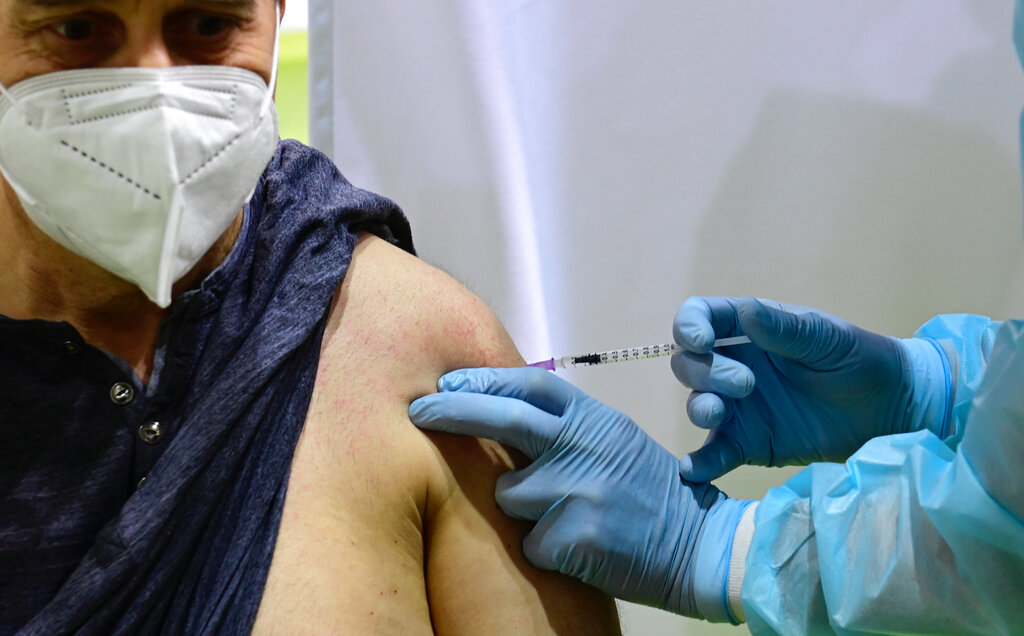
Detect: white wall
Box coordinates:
(309, 2, 1024, 633)
(281, 0, 308, 32)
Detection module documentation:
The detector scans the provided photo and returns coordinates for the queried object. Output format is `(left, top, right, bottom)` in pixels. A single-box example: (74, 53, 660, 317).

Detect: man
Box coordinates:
(409, 4, 1024, 636)
(0, 0, 618, 633)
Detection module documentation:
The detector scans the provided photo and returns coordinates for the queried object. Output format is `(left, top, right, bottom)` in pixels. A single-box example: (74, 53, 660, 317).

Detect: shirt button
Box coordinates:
(109, 382, 134, 405)
(138, 421, 163, 445)
(137, 476, 147, 489)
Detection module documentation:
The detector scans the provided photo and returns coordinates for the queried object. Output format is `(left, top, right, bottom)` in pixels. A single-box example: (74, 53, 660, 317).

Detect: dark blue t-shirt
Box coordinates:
(0, 141, 414, 635)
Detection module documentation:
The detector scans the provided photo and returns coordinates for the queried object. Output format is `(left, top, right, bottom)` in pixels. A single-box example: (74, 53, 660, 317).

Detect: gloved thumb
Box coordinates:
(735, 297, 844, 368)
(679, 432, 743, 483)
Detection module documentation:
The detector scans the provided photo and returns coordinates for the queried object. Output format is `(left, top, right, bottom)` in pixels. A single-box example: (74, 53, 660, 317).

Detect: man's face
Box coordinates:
(0, 0, 280, 89)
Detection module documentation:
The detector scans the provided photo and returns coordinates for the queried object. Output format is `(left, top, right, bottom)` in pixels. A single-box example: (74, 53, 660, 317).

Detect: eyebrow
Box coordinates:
(13, 0, 113, 7)
(14, 0, 258, 9)
(182, 0, 258, 10)
(13, 0, 108, 6)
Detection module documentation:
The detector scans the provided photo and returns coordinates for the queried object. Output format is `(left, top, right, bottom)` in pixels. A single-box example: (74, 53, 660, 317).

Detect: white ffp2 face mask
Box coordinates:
(0, 60, 279, 308)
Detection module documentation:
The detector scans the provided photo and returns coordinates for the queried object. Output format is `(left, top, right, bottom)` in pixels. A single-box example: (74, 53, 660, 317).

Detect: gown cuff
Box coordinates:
(900, 337, 954, 439)
(727, 501, 759, 623)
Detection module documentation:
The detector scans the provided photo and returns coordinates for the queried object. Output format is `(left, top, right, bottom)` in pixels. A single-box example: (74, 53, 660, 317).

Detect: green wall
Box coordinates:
(276, 31, 309, 144)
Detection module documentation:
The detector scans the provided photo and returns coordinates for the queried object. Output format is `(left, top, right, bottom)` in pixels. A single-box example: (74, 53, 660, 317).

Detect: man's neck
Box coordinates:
(0, 182, 243, 384)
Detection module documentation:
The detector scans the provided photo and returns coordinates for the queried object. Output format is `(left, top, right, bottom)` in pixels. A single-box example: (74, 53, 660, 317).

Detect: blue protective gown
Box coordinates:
(741, 316, 1024, 635)
(741, 3, 1024, 630)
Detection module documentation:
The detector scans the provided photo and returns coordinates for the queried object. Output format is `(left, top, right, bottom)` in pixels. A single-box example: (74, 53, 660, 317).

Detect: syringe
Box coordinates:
(528, 336, 751, 371)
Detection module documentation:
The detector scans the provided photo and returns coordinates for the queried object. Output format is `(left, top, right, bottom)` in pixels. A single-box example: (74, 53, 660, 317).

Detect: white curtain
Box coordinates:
(309, 2, 1024, 633)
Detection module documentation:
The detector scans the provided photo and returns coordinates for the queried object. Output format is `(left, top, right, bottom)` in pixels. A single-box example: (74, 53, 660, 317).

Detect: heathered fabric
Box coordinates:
(0, 140, 413, 635)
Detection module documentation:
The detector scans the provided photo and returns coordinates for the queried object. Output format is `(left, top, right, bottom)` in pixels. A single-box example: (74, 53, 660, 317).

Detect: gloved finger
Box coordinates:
(520, 496, 585, 575)
(685, 391, 728, 429)
(679, 432, 744, 483)
(736, 297, 851, 369)
(670, 349, 755, 398)
(494, 466, 563, 521)
(409, 391, 562, 459)
(435, 366, 579, 417)
(523, 495, 638, 600)
(673, 296, 744, 353)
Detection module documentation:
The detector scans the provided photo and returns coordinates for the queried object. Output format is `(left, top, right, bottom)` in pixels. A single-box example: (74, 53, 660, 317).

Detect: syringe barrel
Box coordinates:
(574, 343, 676, 366)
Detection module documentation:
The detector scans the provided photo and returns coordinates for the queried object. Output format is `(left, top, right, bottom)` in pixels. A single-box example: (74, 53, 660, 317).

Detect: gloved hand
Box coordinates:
(409, 367, 752, 622)
(671, 296, 952, 483)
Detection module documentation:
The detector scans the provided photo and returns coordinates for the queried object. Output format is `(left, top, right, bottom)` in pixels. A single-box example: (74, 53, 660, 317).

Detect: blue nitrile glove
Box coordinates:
(409, 367, 752, 622)
(671, 296, 953, 483)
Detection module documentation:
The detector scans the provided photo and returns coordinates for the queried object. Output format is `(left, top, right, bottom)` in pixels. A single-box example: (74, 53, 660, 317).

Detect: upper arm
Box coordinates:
(332, 233, 620, 635)
(423, 431, 620, 635)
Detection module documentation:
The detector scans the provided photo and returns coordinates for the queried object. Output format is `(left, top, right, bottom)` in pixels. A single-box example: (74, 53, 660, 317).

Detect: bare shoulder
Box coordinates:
(342, 235, 619, 634)
(255, 233, 619, 634)
(323, 232, 525, 398)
